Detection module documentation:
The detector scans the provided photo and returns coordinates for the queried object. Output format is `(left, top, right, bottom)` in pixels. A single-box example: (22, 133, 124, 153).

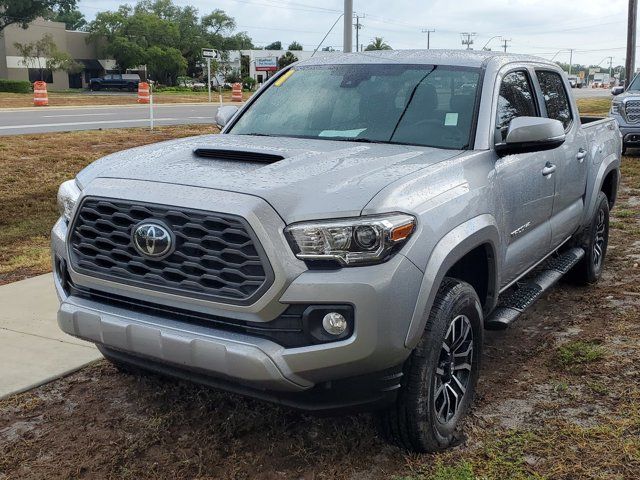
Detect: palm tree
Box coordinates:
(364, 37, 392, 51)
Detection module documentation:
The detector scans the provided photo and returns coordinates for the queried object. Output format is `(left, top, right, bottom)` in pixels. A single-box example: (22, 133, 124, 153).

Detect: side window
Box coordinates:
(536, 71, 572, 129)
(496, 71, 537, 142)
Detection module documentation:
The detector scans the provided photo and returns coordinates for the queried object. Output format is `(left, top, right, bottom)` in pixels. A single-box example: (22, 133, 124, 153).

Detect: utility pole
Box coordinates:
(343, 0, 353, 52)
(501, 38, 511, 53)
(422, 29, 435, 49)
(627, 0, 637, 82)
(460, 32, 476, 50)
(568, 48, 574, 75)
(354, 13, 364, 52)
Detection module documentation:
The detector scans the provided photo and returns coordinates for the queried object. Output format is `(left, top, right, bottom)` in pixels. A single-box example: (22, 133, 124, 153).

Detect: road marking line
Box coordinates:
(0, 118, 213, 130)
(42, 113, 120, 118)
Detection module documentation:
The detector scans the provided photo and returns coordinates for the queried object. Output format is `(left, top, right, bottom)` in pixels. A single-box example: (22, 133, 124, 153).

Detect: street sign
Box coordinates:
(255, 57, 278, 71)
(202, 49, 217, 59)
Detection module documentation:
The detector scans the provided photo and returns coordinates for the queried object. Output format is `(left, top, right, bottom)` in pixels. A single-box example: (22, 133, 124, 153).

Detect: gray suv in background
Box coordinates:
(53, 50, 621, 452)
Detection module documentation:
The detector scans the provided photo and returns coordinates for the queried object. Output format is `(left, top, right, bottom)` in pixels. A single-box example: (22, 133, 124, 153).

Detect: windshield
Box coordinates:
(229, 64, 481, 149)
(628, 75, 640, 91)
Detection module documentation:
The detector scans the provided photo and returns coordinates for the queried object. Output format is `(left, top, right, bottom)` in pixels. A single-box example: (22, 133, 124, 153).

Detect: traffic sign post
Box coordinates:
(202, 49, 217, 104)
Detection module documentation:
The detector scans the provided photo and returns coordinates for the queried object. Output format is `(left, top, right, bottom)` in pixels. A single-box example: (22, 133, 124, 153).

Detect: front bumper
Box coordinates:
(52, 180, 423, 408)
(610, 112, 640, 145)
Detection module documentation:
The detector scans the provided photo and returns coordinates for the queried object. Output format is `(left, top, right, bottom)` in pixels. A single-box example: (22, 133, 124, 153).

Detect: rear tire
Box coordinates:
(567, 191, 610, 285)
(377, 278, 483, 452)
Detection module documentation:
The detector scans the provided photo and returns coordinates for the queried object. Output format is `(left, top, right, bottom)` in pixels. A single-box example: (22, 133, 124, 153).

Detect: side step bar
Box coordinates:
(485, 247, 585, 330)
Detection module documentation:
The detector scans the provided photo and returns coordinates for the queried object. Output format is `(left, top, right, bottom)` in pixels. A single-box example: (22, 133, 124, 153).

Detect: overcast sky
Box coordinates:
(78, 0, 630, 68)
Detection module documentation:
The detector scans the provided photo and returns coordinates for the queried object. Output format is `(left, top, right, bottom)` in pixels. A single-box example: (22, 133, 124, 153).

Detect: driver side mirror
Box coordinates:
(215, 105, 239, 128)
(495, 117, 566, 156)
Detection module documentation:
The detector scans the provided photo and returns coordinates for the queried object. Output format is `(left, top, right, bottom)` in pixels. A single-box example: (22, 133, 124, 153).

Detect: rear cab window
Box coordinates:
(495, 70, 538, 143)
(535, 70, 573, 130)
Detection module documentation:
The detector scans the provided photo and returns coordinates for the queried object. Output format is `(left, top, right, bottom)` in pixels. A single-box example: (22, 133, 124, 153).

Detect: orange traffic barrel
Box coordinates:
(231, 82, 243, 102)
(33, 81, 48, 106)
(138, 82, 150, 104)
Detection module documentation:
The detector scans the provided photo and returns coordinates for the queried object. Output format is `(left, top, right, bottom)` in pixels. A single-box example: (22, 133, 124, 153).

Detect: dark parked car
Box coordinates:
(89, 74, 141, 92)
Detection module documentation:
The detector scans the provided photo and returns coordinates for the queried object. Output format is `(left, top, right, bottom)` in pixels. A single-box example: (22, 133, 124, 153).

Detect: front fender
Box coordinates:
(404, 214, 500, 348)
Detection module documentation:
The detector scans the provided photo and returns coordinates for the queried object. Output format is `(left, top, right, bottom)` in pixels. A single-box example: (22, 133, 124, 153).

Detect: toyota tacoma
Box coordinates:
(53, 50, 621, 452)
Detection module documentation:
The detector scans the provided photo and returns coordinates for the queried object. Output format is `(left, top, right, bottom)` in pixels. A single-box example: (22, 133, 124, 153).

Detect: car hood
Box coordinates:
(615, 91, 640, 100)
(77, 134, 462, 223)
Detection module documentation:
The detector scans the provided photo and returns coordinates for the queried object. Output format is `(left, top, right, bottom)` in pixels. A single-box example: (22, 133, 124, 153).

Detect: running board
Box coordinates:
(485, 247, 585, 330)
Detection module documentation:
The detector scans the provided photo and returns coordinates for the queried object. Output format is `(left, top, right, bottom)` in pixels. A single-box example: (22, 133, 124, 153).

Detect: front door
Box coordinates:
(535, 70, 589, 248)
(493, 69, 555, 287)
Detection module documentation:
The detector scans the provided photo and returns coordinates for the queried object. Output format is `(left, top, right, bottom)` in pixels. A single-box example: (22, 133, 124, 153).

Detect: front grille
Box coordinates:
(69, 198, 273, 304)
(624, 99, 640, 124)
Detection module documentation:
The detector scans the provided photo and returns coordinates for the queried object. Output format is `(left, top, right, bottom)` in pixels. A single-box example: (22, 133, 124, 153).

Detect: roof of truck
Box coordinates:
(297, 49, 556, 69)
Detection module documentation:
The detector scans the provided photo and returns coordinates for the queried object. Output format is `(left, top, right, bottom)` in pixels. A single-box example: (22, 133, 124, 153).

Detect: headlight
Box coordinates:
(57, 179, 81, 222)
(611, 101, 621, 115)
(285, 213, 416, 266)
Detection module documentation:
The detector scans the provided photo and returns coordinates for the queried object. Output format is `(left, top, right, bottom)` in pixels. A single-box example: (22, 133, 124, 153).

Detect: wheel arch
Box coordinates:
(404, 214, 500, 349)
(583, 153, 620, 226)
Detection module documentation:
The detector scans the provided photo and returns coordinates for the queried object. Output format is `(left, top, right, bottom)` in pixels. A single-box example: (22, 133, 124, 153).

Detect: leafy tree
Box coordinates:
(265, 41, 282, 50)
(365, 37, 392, 51)
(87, 0, 254, 83)
(45, 5, 86, 30)
(14, 34, 81, 81)
(278, 51, 298, 69)
(0, 0, 77, 32)
(146, 46, 187, 85)
(288, 41, 303, 51)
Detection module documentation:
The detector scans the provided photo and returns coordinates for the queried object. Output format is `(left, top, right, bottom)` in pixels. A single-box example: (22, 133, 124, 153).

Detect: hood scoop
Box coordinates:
(193, 148, 285, 164)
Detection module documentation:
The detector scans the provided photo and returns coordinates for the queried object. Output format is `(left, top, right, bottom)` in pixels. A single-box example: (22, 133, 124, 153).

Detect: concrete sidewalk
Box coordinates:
(0, 274, 101, 399)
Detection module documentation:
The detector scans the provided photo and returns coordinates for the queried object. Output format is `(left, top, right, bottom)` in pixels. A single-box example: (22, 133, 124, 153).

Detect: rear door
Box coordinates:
(493, 68, 555, 287)
(534, 70, 589, 248)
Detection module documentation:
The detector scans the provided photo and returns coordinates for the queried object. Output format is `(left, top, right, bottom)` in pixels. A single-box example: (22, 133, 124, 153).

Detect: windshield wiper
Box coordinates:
(327, 137, 390, 144)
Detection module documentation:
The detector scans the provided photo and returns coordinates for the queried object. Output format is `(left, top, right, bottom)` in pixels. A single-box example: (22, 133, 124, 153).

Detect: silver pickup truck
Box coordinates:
(53, 50, 621, 452)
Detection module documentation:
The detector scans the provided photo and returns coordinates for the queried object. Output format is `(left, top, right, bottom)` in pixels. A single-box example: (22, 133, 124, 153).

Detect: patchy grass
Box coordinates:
(576, 97, 612, 116)
(556, 340, 606, 368)
(0, 125, 216, 284)
(0, 91, 252, 109)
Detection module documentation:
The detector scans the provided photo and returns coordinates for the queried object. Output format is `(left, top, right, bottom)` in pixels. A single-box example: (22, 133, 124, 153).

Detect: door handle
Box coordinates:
(542, 162, 557, 176)
(576, 149, 587, 163)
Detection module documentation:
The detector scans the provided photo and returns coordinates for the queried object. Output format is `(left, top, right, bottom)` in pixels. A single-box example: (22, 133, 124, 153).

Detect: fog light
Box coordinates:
(322, 312, 347, 335)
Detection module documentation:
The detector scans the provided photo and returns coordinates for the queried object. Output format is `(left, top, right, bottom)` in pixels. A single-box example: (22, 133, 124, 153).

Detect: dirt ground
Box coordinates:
(0, 91, 253, 109)
(0, 158, 639, 479)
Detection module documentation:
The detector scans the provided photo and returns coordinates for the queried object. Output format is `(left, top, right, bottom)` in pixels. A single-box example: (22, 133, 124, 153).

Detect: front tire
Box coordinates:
(568, 191, 610, 285)
(377, 278, 483, 452)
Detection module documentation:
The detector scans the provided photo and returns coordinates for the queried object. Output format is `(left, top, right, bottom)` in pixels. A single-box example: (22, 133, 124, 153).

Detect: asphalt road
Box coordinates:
(0, 103, 223, 136)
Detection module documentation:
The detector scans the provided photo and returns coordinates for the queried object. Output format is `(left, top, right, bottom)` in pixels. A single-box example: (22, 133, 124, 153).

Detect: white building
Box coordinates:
(224, 49, 339, 85)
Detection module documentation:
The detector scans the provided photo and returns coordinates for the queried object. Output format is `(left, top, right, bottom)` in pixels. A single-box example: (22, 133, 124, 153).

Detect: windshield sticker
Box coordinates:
(274, 69, 295, 87)
(444, 113, 459, 126)
(318, 128, 367, 138)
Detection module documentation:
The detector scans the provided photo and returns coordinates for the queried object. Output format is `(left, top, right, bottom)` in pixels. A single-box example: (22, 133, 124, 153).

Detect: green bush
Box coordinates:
(0, 79, 32, 93)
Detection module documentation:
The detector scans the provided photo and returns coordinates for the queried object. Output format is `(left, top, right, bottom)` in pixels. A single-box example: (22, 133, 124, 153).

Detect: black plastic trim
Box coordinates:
(100, 344, 402, 413)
